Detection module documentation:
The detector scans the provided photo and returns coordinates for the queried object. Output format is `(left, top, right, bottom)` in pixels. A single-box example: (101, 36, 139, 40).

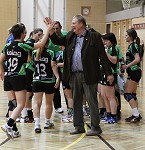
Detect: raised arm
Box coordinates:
(44, 17, 66, 46)
(34, 18, 55, 49)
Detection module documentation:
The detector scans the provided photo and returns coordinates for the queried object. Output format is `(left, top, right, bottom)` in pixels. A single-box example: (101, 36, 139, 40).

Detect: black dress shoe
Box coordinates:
(70, 129, 85, 135)
(86, 128, 102, 136)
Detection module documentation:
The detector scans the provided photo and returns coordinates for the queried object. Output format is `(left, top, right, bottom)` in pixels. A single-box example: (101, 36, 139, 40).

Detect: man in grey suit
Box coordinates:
(45, 15, 113, 136)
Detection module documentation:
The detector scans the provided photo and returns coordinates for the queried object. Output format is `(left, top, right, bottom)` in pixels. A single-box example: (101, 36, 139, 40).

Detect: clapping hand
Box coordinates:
(44, 17, 52, 25)
(43, 17, 55, 34)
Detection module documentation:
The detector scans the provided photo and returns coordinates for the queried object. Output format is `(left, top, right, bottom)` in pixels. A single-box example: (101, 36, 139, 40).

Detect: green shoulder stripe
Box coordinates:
(46, 49, 55, 60)
(18, 43, 34, 52)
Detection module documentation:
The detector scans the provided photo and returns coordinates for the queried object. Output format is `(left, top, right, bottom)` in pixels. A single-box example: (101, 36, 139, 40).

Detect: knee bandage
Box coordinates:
(132, 93, 137, 100)
(124, 93, 133, 102)
(8, 99, 17, 111)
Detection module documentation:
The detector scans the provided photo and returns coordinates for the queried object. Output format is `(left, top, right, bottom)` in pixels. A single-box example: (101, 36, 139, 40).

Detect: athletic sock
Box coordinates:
(132, 107, 139, 116)
(111, 114, 117, 119)
(100, 108, 106, 115)
(21, 108, 27, 118)
(7, 118, 15, 127)
(34, 118, 40, 126)
(12, 123, 18, 131)
(45, 118, 50, 123)
(106, 112, 111, 117)
(27, 109, 33, 119)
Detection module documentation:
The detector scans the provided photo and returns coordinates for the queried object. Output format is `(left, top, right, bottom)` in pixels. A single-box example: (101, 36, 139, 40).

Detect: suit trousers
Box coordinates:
(70, 72, 100, 130)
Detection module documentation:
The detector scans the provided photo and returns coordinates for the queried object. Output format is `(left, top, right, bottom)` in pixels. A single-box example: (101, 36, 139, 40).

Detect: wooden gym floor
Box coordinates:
(0, 80, 145, 150)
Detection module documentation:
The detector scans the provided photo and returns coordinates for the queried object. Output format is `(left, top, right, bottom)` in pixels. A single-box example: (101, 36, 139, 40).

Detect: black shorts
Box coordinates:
(100, 73, 117, 86)
(32, 81, 55, 94)
(4, 75, 26, 91)
(127, 69, 142, 83)
(26, 68, 34, 92)
(62, 80, 71, 90)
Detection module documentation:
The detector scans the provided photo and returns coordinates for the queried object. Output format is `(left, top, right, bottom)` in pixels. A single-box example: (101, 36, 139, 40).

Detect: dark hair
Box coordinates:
(73, 15, 86, 26)
(11, 23, 26, 39)
(29, 28, 43, 38)
(102, 32, 117, 45)
(135, 36, 140, 46)
(55, 21, 62, 28)
(33, 28, 43, 34)
(126, 28, 137, 41)
(29, 31, 33, 39)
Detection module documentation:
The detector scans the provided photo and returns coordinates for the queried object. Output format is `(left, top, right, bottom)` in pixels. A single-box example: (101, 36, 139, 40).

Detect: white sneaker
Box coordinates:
(44, 121, 54, 129)
(1, 124, 13, 139)
(16, 117, 21, 122)
(55, 108, 64, 113)
(35, 125, 41, 133)
(62, 116, 73, 123)
(13, 131, 21, 138)
(62, 108, 73, 119)
(83, 106, 88, 116)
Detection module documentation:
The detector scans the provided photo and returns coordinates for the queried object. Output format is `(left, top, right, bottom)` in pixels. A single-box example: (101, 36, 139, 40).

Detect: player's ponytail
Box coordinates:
(36, 38, 49, 60)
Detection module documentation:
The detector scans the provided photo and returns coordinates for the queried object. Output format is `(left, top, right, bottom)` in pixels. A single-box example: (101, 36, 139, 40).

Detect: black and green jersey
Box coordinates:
(106, 45, 118, 74)
(126, 42, 140, 71)
(115, 45, 123, 74)
(32, 48, 56, 83)
(25, 38, 35, 71)
(48, 31, 67, 56)
(100, 45, 118, 74)
(2, 41, 34, 77)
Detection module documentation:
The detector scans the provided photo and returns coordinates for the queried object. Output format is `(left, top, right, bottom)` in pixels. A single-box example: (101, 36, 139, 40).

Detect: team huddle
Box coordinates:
(0, 15, 143, 138)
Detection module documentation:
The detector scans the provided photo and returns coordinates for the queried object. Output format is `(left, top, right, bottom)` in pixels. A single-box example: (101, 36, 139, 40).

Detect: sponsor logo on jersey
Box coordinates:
(34, 55, 48, 63)
(7, 49, 21, 57)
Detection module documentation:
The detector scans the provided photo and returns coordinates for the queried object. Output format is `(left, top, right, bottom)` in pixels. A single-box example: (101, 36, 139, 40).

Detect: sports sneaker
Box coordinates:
(105, 117, 117, 124)
(62, 116, 73, 123)
(83, 105, 88, 116)
(35, 125, 41, 133)
(16, 117, 21, 122)
(27, 117, 34, 123)
(1, 124, 13, 139)
(100, 115, 108, 122)
(13, 131, 21, 138)
(20, 116, 29, 123)
(20, 116, 34, 123)
(44, 121, 54, 129)
(62, 108, 73, 119)
(55, 108, 64, 113)
(125, 114, 142, 123)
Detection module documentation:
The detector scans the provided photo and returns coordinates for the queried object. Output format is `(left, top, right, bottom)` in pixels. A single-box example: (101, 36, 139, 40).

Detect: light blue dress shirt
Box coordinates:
(71, 30, 86, 72)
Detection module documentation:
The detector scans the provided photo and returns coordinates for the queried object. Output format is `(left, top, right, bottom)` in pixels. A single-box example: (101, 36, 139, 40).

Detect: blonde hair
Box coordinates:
(36, 38, 49, 60)
(36, 48, 43, 60)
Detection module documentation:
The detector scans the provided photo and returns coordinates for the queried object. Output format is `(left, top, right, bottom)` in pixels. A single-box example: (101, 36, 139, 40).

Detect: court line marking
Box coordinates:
(85, 123, 115, 150)
(60, 124, 88, 150)
(0, 137, 11, 146)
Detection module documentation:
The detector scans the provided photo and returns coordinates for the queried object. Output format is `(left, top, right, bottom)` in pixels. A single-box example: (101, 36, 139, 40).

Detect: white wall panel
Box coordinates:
(53, 0, 65, 30)
(20, 0, 34, 39)
(20, 0, 65, 37)
(36, 0, 51, 32)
